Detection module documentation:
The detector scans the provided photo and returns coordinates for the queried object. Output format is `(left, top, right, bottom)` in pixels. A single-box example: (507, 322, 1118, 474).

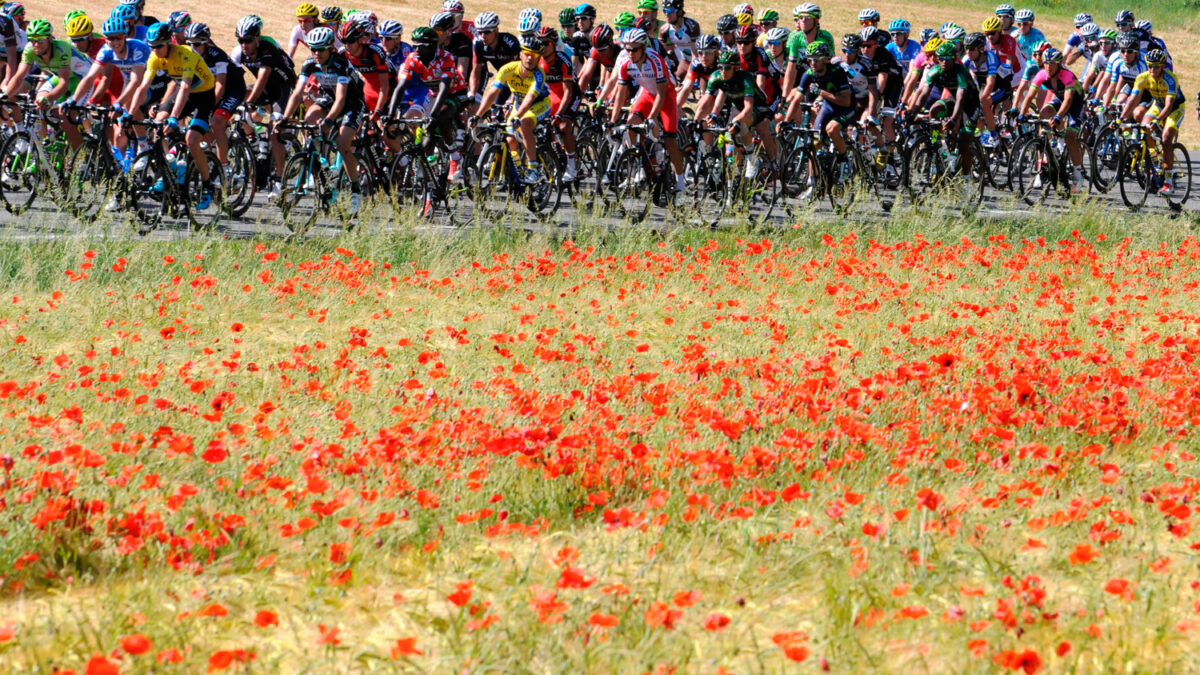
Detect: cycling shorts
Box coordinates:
(1148, 102, 1184, 131)
(506, 97, 552, 131)
(815, 101, 857, 129)
(179, 88, 216, 132)
(629, 84, 679, 135)
(213, 93, 244, 121)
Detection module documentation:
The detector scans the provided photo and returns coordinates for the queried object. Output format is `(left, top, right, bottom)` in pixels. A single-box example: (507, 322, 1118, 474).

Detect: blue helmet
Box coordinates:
(110, 4, 137, 22)
(888, 18, 909, 33)
(101, 16, 126, 35)
(145, 21, 171, 45)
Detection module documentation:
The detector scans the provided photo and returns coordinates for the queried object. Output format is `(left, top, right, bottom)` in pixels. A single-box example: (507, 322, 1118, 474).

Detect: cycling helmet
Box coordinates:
(764, 26, 788, 42)
(934, 40, 957, 58)
(841, 33, 862, 51)
(1116, 32, 1137, 50)
(793, 2, 820, 19)
(716, 14, 738, 31)
(663, 0, 684, 10)
(101, 17, 126, 36)
(1145, 48, 1166, 66)
(558, 8, 576, 26)
(117, 0, 139, 6)
(1080, 23, 1099, 40)
(145, 21, 171, 45)
(981, 17, 1003, 33)
(856, 26, 879, 43)
(943, 25, 965, 43)
(964, 31, 985, 49)
(806, 41, 831, 59)
(736, 25, 757, 40)
(590, 24, 613, 48)
(25, 18, 51, 39)
(296, 3, 318, 18)
(183, 22, 210, 42)
(994, 4, 1014, 17)
(1014, 8, 1033, 22)
(635, 15, 655, 31)
(922, 36, 942, 54)
(637, 0, 658, 9)
(733, 3, 754, 16)
(575, 3, 597, 19)
(338, 18, 369, 42)
(758, 8, 778, 22)
(918, 28, 936, 43)
(236, 15, 263, 39)
(442, 0, 465, 13)
(320, 6, 343, 23)
(717, 49, 737, 65)
(475, 11, 500, 30)
(410, 25, 437, 44)
(1042, 47, 1062, 63)
(518, 8, 542, 32)
(538, 25, 559, 44)
(1100, 29, 1117, 41)
(1074, 12, 1092, 28)
(1, 1, 22, 18)
(939, 22, 958, 36)
(111, 4, 137, 23)
(62, 9, 85, 25)
(622, 27, 648, 45)
(1135, 19, 1151, 33)
(1031, 40, 1051, 56)
(519, 33, 543, 52)
(1113, 10, 1133, 26)
(167, 10, 190, 31)
(857, 8, 879, 22)
(307, 26, 335, 49)
(888, 19, 909, 33)
(65, 14, 93, 38)
(430, 11, 456, 31)
(696, 34, 720, 50)
(735, 12, 753, 26)
(613, 11, 636, 29)
(355, 10, 378, 28)
(378, 20, 403, 38)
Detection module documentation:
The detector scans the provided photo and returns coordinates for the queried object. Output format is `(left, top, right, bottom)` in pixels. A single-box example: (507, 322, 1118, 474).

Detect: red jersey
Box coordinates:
(347, 43, 392, 109)
(400, 48, 468, 93)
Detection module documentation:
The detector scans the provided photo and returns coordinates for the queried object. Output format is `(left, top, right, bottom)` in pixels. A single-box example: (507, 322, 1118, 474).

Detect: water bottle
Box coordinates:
(169, 155, 186, 185)
(255, 137, 269, 161)
(947, 149, 960, 173)
(122, 144, 136, 172)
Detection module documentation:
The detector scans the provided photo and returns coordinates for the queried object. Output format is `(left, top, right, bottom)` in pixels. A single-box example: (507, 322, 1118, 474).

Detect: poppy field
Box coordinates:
(2, 218, 1200, 673)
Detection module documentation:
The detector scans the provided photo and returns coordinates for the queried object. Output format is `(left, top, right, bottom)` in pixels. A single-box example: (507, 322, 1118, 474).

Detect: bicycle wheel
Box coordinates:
(64, 140, 123, 222)
(902, 144, 940, 208)
(473, 142, 518, 220)
(1013, 138, 1052, 206)
(390, 148, 436, 218)
(224, 134, 257, 218)
(185, 150, 225, 231)
(1166, 143, 1192, 210)
(742, 151, 780, 224)
(1089, 126, 1122, 193)
(569, 133, 600, 212)
(279, 153, 323, 234)
(331, 150, 376, 223)
(1117, 142, 1150, 211)
(527, 148, 563, 216)
(958, 141, 989, 215)
(128, 151, 169, 234)
(611, 146, 652, 223)
(689, 150, 726, 227)
(0, 131, 39, 214)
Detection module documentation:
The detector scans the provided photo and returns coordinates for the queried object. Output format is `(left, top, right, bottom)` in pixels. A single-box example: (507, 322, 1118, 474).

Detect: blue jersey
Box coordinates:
(886, 38, 921, 73)
(1012, 27, 1046, 61)
(95, 39, 151, 75)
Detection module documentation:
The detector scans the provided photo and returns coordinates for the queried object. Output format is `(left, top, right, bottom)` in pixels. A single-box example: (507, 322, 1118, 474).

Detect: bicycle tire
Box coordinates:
(64, 140, 123, 222)
(690, 150, 726, 227)
(1089, 125, 1122, 193)
(473, 142, 518, 220)
(1117, 142, 1150, 211)
(0, 131, 39, 215)
(128, 150, 170, 234)
(1013, 137, 1052, 206)
(185, 150, 225, 232)
(1166, 142, 1191, 211)
(279, 153, 323, 234)
(612, 145, 652, 223)
(224, 133, 257, 218)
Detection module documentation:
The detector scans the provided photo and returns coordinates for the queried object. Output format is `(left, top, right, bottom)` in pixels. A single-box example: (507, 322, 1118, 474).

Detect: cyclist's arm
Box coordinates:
(117, 65, 145, 108)
(281, 75, 306, 119)
(576, 58, 597, 90)
(2, 36, 16, 91)
(324, 81, 347, 121)
(821, 86, 851, 108)
(212, 67, 227, 101)
(598, 69, 620, 105)
(692, 90, 714, 118)
(866, 76, 879, 117)
(731, 93, 753, 126)
(1016, 82, 1033, 115)
(1119, 87, 1137, 120)
(373, 73, 390, 116)
(646, 80, 666, 122)
(71, 60, 108, 103)
(675, 73, 694, 108)
(468, 56, 484, 97)
(426, 77, 449, 117)
(980, 73, 996, 100)
(2, 61, 31, 99)
(609, 83, 629, 124)
(1056, 88, 1075, 119)
(901, 67, 921, 107)
(949, 87, 965, 123)
(476, 81, 501, 117)
(782, 61, 798, 95)
(558, 76, 576, 113)
(454, 54, 471, 82)
(247, 66, 271, 105)
(1148, 94, 1173, 124)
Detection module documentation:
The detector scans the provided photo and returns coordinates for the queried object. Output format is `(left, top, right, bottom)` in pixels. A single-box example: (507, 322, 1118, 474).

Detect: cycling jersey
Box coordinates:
(492, 60, 549, 103)
(0, 14, 17, 52)
(1107, 54, 1147, 89)
(1012, 27, 1046, 61)
(1086, 50, 1111, 83)
(288, 24, 341, 55)
(299, 51, 365, 103)
(886, 38, 920, 73)
(22, 40, 89, 91)
(615, 50, 671, 90)
(384, 44, 413, 71)
(706, 67, 769, 110)
(737, 47, 770, 80)
(868, 46, 904, 104)
(967, 50, 1014, 89)
(1020, 59, 1040, 83)
(785, 28, 834, 64)
(587, 45, 619, 69)
(346, 43, 391, 110)
(661, 17, 700, 60)
(200, 44, 246, 98)
(1065, 32, 1092, 62)
(445, 31, 473, 63)
(95, 39, 151, 76)
(923, 61, 977, 93)
(473, 32, 520, 71)
(538, 51, 575, 98)
(146, 44, 215, 93)
(800, 65, 856, 126)
(232, 38, 297, 104)
(1032, 66, 1081, 100)
(1131, 69, 1185, 110)
(687, 55, 717, 84)
(832, 55, 872, 101)
(399, 48, 468, 92)
(988, 33, 1021, 69)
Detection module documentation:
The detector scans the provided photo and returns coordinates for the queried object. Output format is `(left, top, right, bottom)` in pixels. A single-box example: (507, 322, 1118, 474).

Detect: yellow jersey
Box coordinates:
(1131, 69, 1185, 109)
(492, 61, 548, 103)
(146, 45, 215, 93)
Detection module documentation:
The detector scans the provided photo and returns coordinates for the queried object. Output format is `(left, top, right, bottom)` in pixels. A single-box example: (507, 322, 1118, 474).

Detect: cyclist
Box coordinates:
(231, 15, 297, 200)
(1102, 32, 1145, 109)
(963, 31, 1012, 147)
(0, 3, 18, 89)
(1011, 9, 1045, 62)
(110, 4, 147, 43)
(900, 35, 938, 109)
(1124, 48, 1183, 194)
(886, 19, 918, 73)
(660, 0, 699, 79)
(674, 33, 718, 107)
(4, 19, 84, 148)
(1063, 13, 1093, 66)
(471, 33, 549, 183)
(442, 0, 475, 39)
(1021, 47, 1084, 192)
(982, 17, 1020, 75)
(431, 11, 472, 81)
(318, 7, 345, 51)
(695, 49, 778, 180)
(1135, 20, 1171, 70)
(121, 0, 158, 29)
(537, 26, 579, 181)
(288, 3, 319, 61)
(994, 4, 1015, 35)
(609, 28, 686, 193)
(754, 8, 778, 48)
(833, 33, 873, 124)
(856, 8, 888, 47)
(378, 20, 411, 72)
(782, 3, 833, 96)
(715, 14, 738, 51)
(636, 0, 662, 34)
(182, 23, 245, 170)
(761, 26, 788, 104)
(576, 24, 618, 91)
(860, 27, 901, 159)
(281, 25, 367, 212)
(914, 40, 981, 149)
(62, 13, 125, 109)
(469, 11, 520, 102)
(167, 11, 191, 42)
(390, 26, 469, 178)
(1084, 29, 1116, 96)
(734, 25, 770, 95)
(341, 19, 391, 119)
(791, 41, 853, 182)
(129, 22, 218, 209)
(574, 3, 597, 60)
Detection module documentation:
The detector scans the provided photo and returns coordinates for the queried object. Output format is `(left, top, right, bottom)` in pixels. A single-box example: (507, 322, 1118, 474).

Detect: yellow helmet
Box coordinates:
(296, 3, 319, 18)
(981, 16, 1002, 32)
(735, 11, 752, 26)
(65, 14, 93, 38)
(923, 36, 942, 54)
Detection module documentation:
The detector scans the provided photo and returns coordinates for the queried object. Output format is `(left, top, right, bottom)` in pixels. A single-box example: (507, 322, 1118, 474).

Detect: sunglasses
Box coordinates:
(151, 42, 169, 48)
(890, 30, 907, 35)
(312, 46, 330, 52)
(663, 7, 678, 12)
(106, 34, 125, 39)
(842, 48, 857, 53)
(718, 64, 735, 69)
(736, 39, 754, 45)
(70, 36, 90, 43)
(238, 37, 255, 44)
(767, 40, 783, 46)
(478, 28, 495, 34)
(1019, 21, 1032, 25)
(985, 31, 1000, 37)
(1121, 48, 1138, 53)
(626, 44, 644, 50)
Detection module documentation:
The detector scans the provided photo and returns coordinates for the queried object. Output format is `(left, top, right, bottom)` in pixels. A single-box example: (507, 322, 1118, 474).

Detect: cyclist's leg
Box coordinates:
(210, 94, 241, 164)
(183, 89, 217, 183)
(338, 104, 363, 183)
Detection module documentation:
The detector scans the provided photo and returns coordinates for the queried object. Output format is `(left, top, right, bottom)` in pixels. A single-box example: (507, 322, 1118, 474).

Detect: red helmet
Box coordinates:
(735, 24, 758, 40)
(590, 23, 614, 48)
(338, 18, 369, 43)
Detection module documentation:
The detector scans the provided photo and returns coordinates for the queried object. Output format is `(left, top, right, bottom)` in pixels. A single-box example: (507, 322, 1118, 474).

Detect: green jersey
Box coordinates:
(706, 68, 769, 109)
(922, 61, 977, 93)
(785, 28, 834, 64)
(22, 39, 90, 92)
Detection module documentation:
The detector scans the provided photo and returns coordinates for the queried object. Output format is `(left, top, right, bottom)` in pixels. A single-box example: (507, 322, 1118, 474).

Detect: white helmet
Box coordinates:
(475, 11, 500, 29)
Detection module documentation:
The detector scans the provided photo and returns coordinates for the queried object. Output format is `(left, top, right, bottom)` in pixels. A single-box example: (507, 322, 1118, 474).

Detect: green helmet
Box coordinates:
(63, 9, 85, 25)
(807, 41, 831, 58)
(934, 40, 957, 58)
(613, 11, 636, 28)
(758, 8, 779, 22)
(637, 0, 658, 9)
(1100, 28, 1117, 41)
(411, 26, 437, 44)
(558, 7, 576, 26)
(26, 18, 53, 39)
(717, 49, 737, 64)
